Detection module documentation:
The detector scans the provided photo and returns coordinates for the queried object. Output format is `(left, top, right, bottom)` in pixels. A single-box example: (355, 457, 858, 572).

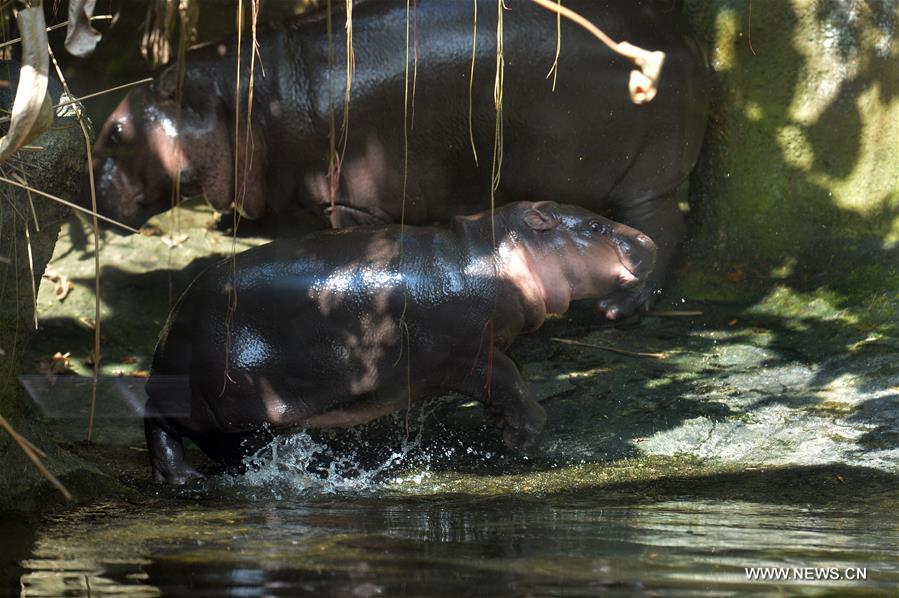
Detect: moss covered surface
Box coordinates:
(682, 0, 898, 282)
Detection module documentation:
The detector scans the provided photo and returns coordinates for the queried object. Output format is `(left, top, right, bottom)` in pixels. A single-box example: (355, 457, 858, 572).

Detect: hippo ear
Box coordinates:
(154, 66, 178, 101)
(523, 207, 559, 231)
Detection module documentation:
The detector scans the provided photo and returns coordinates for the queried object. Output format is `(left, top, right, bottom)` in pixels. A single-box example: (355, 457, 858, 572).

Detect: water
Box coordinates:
(7, 428, 899, 596)
(12, 493, 899, 596)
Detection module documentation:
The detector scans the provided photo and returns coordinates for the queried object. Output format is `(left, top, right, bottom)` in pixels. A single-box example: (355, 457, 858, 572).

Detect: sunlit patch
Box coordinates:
(712, 9, 738, 72)
(744, 100, 763, 122)
(776, 125, 814, 171)
(232, 325, 272, 369)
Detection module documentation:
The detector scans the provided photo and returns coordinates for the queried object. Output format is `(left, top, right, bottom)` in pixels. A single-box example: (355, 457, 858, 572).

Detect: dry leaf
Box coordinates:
(39, 351, 72, 375)
(65, 0, 103, 58)
(43, 267, 74, 301)
(140, 224, 163, 237)
(0, 6, 51, 163)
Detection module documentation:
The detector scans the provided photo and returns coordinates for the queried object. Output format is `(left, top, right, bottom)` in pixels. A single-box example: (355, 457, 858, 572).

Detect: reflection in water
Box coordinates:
(18, 493, 899, 596)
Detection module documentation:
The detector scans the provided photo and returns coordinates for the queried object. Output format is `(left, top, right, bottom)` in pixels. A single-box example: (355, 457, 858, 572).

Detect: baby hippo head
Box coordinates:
(509, 201, 657, 319)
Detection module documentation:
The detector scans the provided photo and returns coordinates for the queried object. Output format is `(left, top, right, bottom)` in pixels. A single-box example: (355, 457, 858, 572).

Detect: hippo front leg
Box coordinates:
(609, 194, 685, 315)
(446, 352, 546, 451)
(144, 394, 202, 485)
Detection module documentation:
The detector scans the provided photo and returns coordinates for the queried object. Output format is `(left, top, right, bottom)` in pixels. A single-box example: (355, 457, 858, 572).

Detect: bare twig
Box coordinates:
(0, 175, 140, 233)
(23, 220, 37, 330)
(551, 337, 668, 360)
(0, 79, 154, 126)
(0, 15, 113, 51)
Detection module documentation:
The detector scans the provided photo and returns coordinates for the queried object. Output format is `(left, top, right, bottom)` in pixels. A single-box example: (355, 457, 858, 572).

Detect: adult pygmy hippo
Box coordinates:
(87, 0, 707, 314)
(145, 201, 656, 483)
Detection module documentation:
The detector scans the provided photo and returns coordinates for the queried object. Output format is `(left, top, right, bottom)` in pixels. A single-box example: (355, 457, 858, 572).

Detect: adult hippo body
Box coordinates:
(145, 202, 656, 483)
(91, 0, 707, 311)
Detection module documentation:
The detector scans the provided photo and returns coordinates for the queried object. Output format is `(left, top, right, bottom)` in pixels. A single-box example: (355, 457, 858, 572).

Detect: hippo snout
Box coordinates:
(613, 230, 657, 282)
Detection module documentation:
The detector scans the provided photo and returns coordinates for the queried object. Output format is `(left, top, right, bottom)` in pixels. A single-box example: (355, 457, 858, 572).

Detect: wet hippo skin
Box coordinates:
(145, 202, 657, 483)
(86, 0, 707, 312)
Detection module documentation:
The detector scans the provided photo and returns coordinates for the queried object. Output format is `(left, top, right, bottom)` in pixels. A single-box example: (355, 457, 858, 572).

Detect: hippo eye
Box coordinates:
(589, 220, 605, 234)
(108, 123, 123, 145)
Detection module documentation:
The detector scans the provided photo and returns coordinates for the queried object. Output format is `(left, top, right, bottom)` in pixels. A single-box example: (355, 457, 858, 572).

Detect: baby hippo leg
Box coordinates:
(447, 352, 546, 450)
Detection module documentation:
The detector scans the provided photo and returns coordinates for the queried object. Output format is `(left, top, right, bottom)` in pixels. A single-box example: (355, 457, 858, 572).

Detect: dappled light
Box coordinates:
(0, 1, 897, 595)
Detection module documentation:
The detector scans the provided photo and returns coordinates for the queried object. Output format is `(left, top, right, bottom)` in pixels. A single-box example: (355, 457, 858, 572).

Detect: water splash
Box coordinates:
(216, 399, 503, 498)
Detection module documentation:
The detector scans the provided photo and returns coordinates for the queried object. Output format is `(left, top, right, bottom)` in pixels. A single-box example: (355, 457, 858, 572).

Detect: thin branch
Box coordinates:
(0, 413, 72, 501)
(0, 78, 154, 126)
(0, 175, 140, 233)
(551, 337, 668, 360)
(0, 15, 113, 50)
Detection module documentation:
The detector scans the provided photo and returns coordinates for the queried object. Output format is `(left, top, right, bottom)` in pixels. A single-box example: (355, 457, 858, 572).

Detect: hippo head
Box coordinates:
(83, 65, 252, 231)
(508, 201, 657, 320)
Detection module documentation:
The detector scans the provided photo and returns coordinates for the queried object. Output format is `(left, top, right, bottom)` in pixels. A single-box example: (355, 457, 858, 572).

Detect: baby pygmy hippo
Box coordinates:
(145, 201, 656, 483)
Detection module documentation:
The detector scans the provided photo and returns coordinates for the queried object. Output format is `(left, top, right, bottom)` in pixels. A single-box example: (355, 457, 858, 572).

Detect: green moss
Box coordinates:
(684, 0, 899, 273)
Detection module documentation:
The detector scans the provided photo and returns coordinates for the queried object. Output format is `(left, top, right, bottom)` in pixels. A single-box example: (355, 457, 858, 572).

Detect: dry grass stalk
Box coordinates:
(489, 0, 505, 246)
(551, 337, 668, 360)
(545, 0, 561, 91)
(0, 175, 139, 232)
(467, 0, 478, 165)
(0, 413, 72, 500)
(47, 44, 102, 442)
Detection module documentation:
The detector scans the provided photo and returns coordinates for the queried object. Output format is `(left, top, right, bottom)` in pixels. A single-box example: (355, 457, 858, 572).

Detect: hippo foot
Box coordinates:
(152, 464, 204, 485)
(498, 400, 547, 452)
(597, 291, 654, 320)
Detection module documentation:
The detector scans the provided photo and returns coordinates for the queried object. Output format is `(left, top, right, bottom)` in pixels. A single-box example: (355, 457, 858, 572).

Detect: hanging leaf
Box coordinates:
(0, 5, 51, 163)
(65, 0, 103, 57)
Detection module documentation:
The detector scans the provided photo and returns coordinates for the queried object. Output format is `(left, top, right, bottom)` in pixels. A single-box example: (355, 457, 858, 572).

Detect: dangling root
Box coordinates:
(489, 0, 505, 247)
(467, 0, 478, 166)
(530, 0, 666, 104)
(545, 0, 561, 91)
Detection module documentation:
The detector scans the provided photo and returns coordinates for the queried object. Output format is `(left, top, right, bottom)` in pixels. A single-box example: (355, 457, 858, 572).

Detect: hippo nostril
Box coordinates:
(614, 235, 656, 280)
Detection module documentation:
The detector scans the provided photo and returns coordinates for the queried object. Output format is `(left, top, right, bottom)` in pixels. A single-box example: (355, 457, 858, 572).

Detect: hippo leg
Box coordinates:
(144, 416, 202, 484)
(143, 391, 202, 485)
(447, 352, 546, 450)
(608, 194, 685, 314)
